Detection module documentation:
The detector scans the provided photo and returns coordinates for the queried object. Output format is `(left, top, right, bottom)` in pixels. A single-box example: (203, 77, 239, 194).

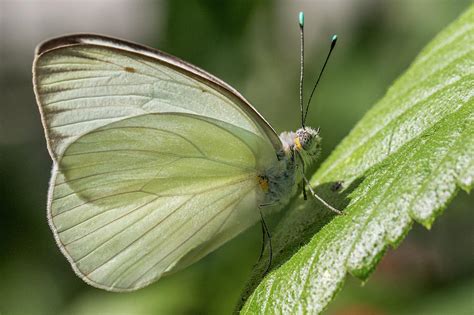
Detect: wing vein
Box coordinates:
(80, 49, 174, 82)
(45, 94, 151, 107)
(75, 195, 191, 265)
(40, 74, 112, 86)
(128, 185, 255, 288)
(55, 158, 182, 186)
(51, 116, 128, 128)
(61, 196, 161, 244)
(84, 125, 207, 157)
(52, 190, 155, 217)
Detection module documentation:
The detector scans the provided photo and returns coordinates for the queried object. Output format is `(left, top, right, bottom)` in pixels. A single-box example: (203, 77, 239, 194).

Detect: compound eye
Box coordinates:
(295, 128, 317, 151)
(300, 133, 311, 148)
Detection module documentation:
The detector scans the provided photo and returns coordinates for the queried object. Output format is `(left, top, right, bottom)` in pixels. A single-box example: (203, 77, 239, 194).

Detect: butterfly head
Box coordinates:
(294, 127, 322, 159)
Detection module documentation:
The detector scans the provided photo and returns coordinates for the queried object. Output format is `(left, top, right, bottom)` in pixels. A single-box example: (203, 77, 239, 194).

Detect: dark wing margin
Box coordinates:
(34, 33, 282, 151)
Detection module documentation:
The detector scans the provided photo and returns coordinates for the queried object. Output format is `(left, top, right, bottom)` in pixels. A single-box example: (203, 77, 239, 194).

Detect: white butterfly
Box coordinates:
(33, 27, 339, 291)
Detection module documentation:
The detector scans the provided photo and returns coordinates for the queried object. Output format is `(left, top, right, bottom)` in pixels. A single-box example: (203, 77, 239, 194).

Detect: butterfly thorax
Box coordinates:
(259, 127, 322, 206)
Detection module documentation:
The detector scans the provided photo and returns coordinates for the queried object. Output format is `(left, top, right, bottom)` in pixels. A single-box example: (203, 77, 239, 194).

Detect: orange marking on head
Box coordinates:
(124, 66, 136, 73)
(258, 176, 269, 192)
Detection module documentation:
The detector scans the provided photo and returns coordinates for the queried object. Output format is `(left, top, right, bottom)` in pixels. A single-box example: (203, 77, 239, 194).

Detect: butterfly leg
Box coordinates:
(294, 147, 308, 200)
(257, 208, 273, 274)
(301, 166, 308, 200)
(258, 217, 266, 262)
(294, 148, 343, 215)
(302, 175, 344, 215)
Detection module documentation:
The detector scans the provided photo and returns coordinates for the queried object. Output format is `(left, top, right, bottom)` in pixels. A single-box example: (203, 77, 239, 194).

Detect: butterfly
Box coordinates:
(33, 13, 340, 292)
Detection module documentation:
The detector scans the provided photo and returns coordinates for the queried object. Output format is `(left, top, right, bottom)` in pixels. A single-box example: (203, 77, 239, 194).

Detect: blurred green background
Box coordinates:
(1, 1, 472, 314)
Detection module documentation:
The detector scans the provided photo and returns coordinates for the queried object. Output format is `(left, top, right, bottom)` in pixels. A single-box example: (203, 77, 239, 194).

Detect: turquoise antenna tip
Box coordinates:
(299, 12, 304, 27)
(330, 34, 338, 49)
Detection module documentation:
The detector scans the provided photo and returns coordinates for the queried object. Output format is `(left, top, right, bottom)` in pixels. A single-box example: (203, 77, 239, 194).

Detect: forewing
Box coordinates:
(49, 113, 275, 291)
(33, 34, 281, 160)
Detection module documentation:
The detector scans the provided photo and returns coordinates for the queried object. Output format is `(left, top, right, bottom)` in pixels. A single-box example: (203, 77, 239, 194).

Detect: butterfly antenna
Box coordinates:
(303, 34, 338, 124)
(299, 12, 305, 128)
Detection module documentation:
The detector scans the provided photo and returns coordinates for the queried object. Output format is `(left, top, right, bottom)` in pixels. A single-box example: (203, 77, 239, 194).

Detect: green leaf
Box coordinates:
(240, 5, 473, 314)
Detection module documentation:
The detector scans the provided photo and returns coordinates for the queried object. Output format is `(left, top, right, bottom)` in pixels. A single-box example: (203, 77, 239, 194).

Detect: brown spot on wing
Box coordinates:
(124, 66, 136, 73)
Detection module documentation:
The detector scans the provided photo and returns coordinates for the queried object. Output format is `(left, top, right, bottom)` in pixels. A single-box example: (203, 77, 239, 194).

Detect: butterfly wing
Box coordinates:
(33, 34, 281, 291)
(48, 113, 275, 291)
(33, 34, 281, 160)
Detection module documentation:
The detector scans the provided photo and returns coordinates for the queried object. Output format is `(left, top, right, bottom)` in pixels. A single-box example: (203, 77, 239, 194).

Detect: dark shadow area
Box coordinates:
(237, 177, 365, 311)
